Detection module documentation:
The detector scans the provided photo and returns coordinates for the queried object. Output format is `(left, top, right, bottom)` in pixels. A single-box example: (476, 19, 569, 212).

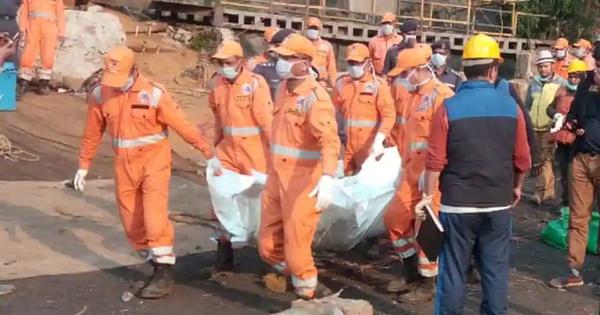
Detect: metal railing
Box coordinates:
(218, 0, 549, 37)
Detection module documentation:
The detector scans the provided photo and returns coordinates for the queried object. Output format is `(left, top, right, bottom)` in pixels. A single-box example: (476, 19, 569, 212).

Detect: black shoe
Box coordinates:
(138, 263, 174, 299)
(396, 276, 435, 304)
(385, 255, 419, 293)
(17, 79, 29, 99)
(37, 80, 50, 95)
(214, 239, 234, 271)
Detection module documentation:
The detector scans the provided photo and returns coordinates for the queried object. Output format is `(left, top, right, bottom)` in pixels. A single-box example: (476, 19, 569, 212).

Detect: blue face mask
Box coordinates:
(567, 82, 578, 91)
(219, 64, 240, 80)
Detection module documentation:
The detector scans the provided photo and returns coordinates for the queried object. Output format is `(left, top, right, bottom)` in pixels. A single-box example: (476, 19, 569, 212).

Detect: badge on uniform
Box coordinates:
(364, 83, 375, 94)
(417, 95, 434, 112)
(138, 90, 151, 105)
(241, 84, 252, 96)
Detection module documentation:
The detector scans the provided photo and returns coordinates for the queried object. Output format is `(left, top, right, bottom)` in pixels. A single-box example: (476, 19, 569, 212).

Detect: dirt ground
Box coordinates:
(1, 7, 600, 315)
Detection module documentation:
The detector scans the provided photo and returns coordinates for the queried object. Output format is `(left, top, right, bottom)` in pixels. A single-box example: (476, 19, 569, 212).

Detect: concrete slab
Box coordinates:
(0, 176, 213, 280)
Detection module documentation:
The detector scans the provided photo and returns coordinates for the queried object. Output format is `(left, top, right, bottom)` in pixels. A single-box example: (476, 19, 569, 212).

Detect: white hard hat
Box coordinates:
(535, 49, 555, 65)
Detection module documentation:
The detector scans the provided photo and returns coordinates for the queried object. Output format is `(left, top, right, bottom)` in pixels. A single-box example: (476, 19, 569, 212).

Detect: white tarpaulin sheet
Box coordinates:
(207, 147, 401, 251)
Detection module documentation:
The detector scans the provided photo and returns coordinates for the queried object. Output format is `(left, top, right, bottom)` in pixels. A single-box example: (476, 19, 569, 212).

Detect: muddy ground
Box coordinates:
(1, 7, 600, 315)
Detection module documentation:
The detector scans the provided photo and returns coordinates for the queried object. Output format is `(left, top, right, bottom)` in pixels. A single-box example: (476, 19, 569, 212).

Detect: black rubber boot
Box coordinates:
(17, 79, 29, 100)
(396, 276, 436, 304)
(139, 263, 174, 299)
(37, 79, 50, 95)
(385, 255, 419, 293)
(214, 239, 234, 271)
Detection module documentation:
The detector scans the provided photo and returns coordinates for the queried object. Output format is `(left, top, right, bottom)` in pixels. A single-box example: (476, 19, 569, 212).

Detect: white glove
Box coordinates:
(250, 170, 267, 185)
(550, 113, 565, 134)
(73, 169, 88, 191)
(335, 160, 344, 178)
(371, 132, 386, 157)
(206, 157, 223, 176)
(414, 193, 433, 221)
(308, 175, 334, 211)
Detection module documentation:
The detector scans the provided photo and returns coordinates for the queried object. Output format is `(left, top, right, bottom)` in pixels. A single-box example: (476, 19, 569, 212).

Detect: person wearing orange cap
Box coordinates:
(333, 43, 395, 175)
(369, 12, 402, 75)
(382, 45, 454, 303)
(258, 33, 340, 300)
(305, 17, 337, 88)
(247, 27, 279, 71)
(573, 39, 595, 71)
(553, 38, 572, 79)
(209, 40, 273, 271)
(72, 46, 215, 299)
(382, 19, 420, 76)
(18, 0, 66, 96)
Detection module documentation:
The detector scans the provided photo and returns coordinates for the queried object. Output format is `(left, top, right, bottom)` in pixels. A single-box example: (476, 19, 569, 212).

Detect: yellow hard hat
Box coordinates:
(462, 34, 504, 65)
(568, 59, 588, 74)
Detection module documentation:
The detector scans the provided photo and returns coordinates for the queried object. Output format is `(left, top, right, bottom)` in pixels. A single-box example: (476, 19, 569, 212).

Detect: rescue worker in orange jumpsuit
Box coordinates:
(572, 39, 596, 71)
(383, 45, 454, 303)
(258, 34, 341, 300)
(552, 38, 573, 80)
(247, 27, 279, 71)
(368, 12, 402, 76)
(18, 0, 66, 96)
(333, 43, 395, 175)
(208, 40, 273, 271)
(305, 17, 337, 88)
(72, 46, 214, 299)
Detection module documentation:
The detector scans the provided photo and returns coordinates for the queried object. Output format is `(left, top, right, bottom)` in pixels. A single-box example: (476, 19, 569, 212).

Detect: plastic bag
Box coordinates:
(540, 207, 599, 254)
(207, 148, 402, 251)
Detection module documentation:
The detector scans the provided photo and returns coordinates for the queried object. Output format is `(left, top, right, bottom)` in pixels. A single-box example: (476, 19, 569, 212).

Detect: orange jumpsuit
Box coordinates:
(383, 78, 454, 277)
(209, 68, 273, 175)
(389, 77, 411, 149)
(368, 34, 402, 75)
(333, 73, 395, 175)
(553, 55, 573, 80)
(258, 77, 340, 296)
(19, 0, 65, 81)
(79, 74, 213, 265)
(311, 38, 337, 87)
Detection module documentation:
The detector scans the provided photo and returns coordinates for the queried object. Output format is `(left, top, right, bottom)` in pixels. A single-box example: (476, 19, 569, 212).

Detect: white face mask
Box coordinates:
(397, 65, 434, 92)
(218, 63, 240, 80)
(555, 49, 567, 59)
(306, 29, 320, 40)
(276, 58, 307, 79)
(381, 24, 394, 35)
(574, 47, 586, 59)
(120, 75, 135, 91)
(431, 53, 447, 68)
(348, 63, 366, 79)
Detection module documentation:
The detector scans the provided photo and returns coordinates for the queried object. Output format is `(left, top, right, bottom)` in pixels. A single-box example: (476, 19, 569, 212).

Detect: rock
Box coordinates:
(53, 6, 126, 89)
(121, 291, 134, 302)
(275, 292, 373, 315)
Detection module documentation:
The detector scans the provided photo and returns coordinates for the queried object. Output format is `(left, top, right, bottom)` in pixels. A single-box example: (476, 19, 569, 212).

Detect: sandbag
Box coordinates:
(207, 148, 401, 251)
(540, 207, 599, 254)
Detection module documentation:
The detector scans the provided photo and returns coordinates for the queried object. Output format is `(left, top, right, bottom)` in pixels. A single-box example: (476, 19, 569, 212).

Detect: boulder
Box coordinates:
(275, 292, 373, 315)
(53, 5, 126, 89)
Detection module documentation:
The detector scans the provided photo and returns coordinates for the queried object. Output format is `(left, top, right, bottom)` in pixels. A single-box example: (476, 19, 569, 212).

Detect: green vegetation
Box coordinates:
(190, 28, 222, 53)
(517, 0, 599, 41)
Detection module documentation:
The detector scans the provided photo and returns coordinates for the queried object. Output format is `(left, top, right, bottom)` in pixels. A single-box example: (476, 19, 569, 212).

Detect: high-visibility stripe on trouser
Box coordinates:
(384, 155, 441, 260)
(418, 251, 438, 277)
(391, 237, 417, 259)
(20, 19, 58, 79)
(258, 167, 321, 290)
(292, 275, 318, 297)
(114, 145, 174, 262)
(151, 246, 176, 265)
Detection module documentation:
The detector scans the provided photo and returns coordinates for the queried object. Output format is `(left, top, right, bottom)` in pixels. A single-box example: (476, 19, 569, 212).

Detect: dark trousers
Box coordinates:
(434, 210, 511, 315)
(556, 143, 572, 205)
